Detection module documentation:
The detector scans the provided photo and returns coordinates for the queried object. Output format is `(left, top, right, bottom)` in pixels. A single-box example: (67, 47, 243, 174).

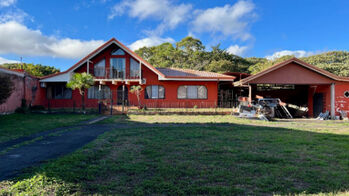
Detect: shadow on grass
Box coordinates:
(1, 116, 349, 195)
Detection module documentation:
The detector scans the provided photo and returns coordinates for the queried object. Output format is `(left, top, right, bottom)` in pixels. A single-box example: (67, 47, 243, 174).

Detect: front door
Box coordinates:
(117, 85, 128, 105)
(313, 93, 323, 117)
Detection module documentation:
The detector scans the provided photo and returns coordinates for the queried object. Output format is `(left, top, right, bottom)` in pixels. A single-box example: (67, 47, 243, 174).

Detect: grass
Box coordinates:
(127, 107, 233, 114)
(1, 115, 349, 195)
(102, 115, 349, 134)
(0, 113, 98, 143)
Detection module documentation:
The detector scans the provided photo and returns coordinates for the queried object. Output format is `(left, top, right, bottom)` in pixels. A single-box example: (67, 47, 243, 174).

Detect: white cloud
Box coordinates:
(226, 45, 248, 56)
(0, 21, 105, 59)
(191, 0, 256, 41)
(0, 0, 16, 7)
(265, 50, 315, 60)
(129, 36, 175, 51)
(0, 8, 28, 23)
(0, 56, 19, 64)
(109, 0, 192, 35)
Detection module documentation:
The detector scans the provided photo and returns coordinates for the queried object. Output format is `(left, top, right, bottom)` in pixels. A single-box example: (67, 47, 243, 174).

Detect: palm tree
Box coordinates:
(130, 85, 143, 108)
(66, 73, 94, 113)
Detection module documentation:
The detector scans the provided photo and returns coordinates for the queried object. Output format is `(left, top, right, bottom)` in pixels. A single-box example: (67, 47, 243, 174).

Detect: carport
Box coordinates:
(234, 58, 339, 118)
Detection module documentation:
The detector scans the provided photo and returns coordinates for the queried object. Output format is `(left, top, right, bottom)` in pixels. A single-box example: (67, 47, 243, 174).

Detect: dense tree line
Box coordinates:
(136, 36, 349, 77)
(1, 63, 60, 77)
(135, 37, 252, 73)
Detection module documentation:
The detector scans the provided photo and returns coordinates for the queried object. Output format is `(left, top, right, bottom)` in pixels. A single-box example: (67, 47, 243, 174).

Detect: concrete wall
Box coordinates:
(0, 72, 40, 114)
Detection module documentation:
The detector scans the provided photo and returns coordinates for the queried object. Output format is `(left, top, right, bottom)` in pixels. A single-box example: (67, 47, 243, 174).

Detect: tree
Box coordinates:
(206, 59, 235, 73)
(130, 85, 143, 108)
(135, 36, 252, 73)
(1, 63, 60, 77)
(301, 51, 349, 77)
(66, 73, 94, 113)
(176, 36, 205, 52)
(248, 55, 295, 74)
(0, 73, 14, 104)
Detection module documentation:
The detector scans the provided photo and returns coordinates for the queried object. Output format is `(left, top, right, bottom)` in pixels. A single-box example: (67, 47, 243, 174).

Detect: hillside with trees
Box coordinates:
(135, 37, 252, 74)
(136, 36, 349, 77)
(1, 38, 348, 78)
(1, 63, 60, 77)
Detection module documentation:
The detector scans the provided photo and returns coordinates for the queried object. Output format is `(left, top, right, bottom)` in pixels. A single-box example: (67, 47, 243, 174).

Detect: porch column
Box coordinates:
(248, 84, 252, 104)
(330, 83, 335, 119)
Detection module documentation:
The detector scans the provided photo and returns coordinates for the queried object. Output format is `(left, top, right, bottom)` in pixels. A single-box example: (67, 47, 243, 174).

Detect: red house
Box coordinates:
(2, 38, 349, 118)
(39, 38, 235, 110)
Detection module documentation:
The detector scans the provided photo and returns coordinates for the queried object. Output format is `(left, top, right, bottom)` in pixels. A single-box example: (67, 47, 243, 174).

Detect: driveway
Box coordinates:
(0, 120, 114, 181)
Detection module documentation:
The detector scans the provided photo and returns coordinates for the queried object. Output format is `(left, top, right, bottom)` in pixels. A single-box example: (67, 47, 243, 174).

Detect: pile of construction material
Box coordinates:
(236, 97, 293, 121)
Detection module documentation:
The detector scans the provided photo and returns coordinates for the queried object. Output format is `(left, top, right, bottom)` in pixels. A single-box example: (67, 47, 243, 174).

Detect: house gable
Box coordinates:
(236, 58, 349, 85)
(248, 62, 335, 84)
(41, 38, 165, 82)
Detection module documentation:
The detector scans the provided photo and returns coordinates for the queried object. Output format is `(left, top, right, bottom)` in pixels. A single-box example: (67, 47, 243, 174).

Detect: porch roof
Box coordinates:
(235, 58, 349, 86)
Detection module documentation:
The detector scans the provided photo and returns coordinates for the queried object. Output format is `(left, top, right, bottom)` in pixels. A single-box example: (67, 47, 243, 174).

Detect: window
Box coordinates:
(111, 48, 125, 55)
(145, 85, 165, 99)
(177, 85, 207, 99)
(110, 58, 125, 79)
(130, 58, 140, 78)
(344, 91, 349, 98)
(88, 86, 111, 99)
(94, 59, 105, 77)
(47, 85, 72, 99)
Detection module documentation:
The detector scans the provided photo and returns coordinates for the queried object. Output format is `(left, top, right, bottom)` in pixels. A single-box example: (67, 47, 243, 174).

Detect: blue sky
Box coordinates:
(0, 0, 349, 71)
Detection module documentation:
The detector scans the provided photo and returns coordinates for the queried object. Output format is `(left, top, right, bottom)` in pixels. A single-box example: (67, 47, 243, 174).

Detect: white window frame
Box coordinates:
(145, 85, 165, 99)
(177, 85, 207, 99)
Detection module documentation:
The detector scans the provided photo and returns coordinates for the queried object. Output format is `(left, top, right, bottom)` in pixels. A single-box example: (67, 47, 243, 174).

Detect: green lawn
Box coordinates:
(1, 115, 349, 195)
(0, 113, 98, 143)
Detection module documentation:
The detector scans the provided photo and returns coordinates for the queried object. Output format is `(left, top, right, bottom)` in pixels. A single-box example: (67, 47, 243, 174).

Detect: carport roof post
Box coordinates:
(248, 84, 252, 104)
(331, 83, 335, 119)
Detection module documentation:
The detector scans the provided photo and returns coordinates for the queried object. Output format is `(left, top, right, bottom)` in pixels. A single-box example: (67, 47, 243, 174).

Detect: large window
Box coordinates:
(94, 59, 105, 77)
(177, 85, 207, 99)
(88, 86, 111, 99)
(111, 48, 125, 55)
(145, 85, 165, 99)
(47, 85, 72, 99)
(110, 58, 125, 79)
(130, 58, 140, 78)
